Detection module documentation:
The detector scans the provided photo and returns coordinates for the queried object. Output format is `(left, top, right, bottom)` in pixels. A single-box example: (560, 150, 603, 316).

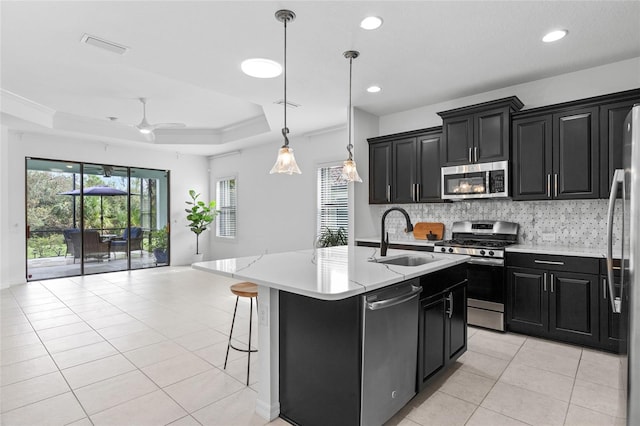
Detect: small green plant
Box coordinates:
(150, 226, 169, 250)
(316, 227, 348, 248)
(185, 189, 219, 254)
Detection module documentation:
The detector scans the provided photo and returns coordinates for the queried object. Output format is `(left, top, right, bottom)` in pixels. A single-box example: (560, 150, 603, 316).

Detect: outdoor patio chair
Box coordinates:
(69, 230, 111, 263)
(110, 227, 143, 258)
(62, 228, 80, 258)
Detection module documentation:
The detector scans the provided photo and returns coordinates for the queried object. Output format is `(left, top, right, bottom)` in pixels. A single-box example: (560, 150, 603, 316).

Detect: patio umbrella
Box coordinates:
(60, 186, 129, 232)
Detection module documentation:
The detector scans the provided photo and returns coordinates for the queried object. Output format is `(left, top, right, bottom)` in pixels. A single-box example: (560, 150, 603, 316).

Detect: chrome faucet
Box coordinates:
(380, 207, 414, 256)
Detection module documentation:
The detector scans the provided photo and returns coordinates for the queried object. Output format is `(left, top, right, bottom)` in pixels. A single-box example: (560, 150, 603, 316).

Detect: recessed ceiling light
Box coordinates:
(542, 29, 568, 43)
(367, 85, 382, 93)
(241, 58, 282, 78)
(360, 16, 383, 30)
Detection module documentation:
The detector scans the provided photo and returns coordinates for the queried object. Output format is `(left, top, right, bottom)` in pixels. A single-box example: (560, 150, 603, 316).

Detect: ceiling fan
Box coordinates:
(135, 97, 185, 138)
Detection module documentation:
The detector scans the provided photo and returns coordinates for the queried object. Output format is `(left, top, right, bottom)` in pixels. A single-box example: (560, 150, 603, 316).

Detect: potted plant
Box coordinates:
(151, 226, 169, 265)
(185, 189, 219, 255)
(315, 226, 348, 248)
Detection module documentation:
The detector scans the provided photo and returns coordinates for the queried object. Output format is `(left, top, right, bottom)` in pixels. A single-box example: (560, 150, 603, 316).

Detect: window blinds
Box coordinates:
(317, 166, 348, 234)
(216, 178, 236, 238)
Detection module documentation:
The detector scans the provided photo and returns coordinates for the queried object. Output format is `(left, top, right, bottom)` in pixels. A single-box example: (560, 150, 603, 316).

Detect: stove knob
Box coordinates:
(488, 250, 495, 256)
(448, 248, 454, 253)
(479, 250, 486, 256)
(440, 247, 446, 253)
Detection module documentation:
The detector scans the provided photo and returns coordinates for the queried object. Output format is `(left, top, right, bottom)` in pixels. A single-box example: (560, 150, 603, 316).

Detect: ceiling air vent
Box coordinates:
(274, 99, 301, 108)
(80, 33, 129, 55)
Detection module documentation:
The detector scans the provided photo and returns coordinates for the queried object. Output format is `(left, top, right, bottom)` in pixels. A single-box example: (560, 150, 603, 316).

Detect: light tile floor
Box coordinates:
(1, 267, 628, 426)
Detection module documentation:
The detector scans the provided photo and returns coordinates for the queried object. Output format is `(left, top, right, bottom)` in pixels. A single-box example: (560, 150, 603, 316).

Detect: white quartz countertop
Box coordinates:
(356, 236, 440, 247)
(505, 243, 618, 259)
(192, 246, 469, 301)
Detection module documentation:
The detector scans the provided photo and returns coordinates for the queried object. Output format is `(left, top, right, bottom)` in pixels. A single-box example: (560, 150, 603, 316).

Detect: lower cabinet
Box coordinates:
(506, 252, 607, 349)
(600, 259, 628, 352)
(417, 267, 467, 391)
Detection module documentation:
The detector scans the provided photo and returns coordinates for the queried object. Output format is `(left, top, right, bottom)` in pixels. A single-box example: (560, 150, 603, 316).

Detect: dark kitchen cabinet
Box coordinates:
(369, 127, 443, 204)
(506, 267, 548, 335)
(553, 107, 599, 199)
(512, 88, 640, 201)
(506, 253, 600, 348)
(438, 97, 523, 166)
(417, 264, 467, 391)
(512, 115, 553, 200)
(600, 93, 640, 196)
(512, 107, 599, 200)
(369, 141, 392, 204)
(600, 259, 628, 353)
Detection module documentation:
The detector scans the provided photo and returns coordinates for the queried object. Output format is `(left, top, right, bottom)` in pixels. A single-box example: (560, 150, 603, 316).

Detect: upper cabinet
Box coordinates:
(512, 89, 640, 200)
(599, 95, 640, 196)
(512, 107, 599, 200)
(368, 127, 443, 204)
(438, 97, 524, 166)
(369, 141, 393, 204)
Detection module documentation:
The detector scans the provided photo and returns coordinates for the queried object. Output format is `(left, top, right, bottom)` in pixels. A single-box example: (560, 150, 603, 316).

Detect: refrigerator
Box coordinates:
(607, 104, 640, 425)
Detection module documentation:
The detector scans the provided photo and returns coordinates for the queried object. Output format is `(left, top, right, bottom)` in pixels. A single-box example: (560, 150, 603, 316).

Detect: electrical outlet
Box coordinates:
(542, 232, 556, 242)
(259, 305, 268, 326)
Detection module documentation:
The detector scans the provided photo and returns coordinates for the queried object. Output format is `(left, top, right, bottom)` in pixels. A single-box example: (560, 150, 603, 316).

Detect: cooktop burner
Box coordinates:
(434, 220, 519, 261)
(437, 239, 515, 249)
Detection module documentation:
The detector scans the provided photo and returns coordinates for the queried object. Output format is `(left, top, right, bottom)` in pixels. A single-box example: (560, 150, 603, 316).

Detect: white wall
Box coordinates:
(354, 57, 640, 239)
(208, 126, 348, 260)
(352, 108, 380, 243)
(0, 131, 210, 288)
(379, 57, 640, 136)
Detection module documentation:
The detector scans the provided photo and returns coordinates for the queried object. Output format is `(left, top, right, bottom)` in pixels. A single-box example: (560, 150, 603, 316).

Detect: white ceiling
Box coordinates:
(2, 1, 639, 156)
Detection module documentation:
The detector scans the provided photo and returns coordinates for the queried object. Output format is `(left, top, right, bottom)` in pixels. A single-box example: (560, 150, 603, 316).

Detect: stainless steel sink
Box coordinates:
(373, 255, 438, 267)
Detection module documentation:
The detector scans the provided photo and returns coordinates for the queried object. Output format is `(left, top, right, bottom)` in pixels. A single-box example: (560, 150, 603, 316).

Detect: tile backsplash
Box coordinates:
(371, 199, 622, 248)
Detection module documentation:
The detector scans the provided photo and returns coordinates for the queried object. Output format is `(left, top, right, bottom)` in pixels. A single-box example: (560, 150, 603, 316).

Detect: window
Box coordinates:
(317, 165, 348, 235)
(216, 177, 237, 238)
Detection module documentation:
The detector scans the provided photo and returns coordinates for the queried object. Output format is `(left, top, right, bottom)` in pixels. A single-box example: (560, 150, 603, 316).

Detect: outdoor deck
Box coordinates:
(27, 251, 161, 281)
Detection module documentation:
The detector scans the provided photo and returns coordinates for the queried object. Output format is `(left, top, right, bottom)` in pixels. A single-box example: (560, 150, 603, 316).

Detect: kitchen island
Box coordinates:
(193, 245, 469, 424)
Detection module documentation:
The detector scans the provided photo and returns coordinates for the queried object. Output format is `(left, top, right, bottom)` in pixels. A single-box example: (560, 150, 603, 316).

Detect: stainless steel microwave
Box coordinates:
(441, 160, 509, 200)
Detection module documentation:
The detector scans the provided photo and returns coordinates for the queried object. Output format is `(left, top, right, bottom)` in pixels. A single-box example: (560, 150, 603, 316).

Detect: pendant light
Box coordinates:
(339, 50, 362, 183)
(270, 9, 301, 175)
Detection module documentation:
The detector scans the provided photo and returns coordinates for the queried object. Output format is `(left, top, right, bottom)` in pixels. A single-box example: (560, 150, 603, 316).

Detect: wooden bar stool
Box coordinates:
(224, 281, 258, 385)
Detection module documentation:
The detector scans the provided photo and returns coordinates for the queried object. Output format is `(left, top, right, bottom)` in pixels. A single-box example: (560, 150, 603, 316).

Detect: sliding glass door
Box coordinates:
(25, 158, 170, 281)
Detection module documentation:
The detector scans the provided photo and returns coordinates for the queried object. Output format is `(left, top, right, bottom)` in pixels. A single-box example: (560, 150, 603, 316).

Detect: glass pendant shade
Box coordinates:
(270, 146, 301, 175)
(340, 159, 362, 183)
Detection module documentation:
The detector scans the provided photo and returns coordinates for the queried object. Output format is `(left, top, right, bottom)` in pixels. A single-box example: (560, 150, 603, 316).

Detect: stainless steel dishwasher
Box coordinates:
(361, 279, 422, 426)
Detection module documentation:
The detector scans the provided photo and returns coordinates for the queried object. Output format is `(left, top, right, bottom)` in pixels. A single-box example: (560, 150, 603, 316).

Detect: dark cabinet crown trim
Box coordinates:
(437, 96, 524, 119)
(512, 88, 640, 119)
(368, 125, 442, 144)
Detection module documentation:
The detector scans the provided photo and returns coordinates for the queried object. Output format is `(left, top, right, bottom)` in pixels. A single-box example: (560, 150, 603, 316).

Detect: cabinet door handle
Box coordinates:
(603, 278, 608, 300)
(446, 292, 453, 318)
(474, 147, 479, 163)
(547, 174, 551, 198)
(468, 147, 472, 163)
(550, 273, 555, 293)
(543, 272, 547, 292)
(386, 185, 390, 203)
(416, 183, 420, 201)
(414, 184, 418, 202)
(554, 174, 559, 198)
(534, 259, 565, 266)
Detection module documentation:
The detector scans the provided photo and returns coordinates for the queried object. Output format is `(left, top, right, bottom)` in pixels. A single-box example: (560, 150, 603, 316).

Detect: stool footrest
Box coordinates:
(229, 342, 258, 354)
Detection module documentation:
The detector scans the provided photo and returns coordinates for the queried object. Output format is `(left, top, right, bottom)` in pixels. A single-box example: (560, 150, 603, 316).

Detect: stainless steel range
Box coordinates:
(435, 220, 519, 331)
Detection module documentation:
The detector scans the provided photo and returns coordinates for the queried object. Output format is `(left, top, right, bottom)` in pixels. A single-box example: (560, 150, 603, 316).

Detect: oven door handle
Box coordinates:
(466, 258, 504, 266)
